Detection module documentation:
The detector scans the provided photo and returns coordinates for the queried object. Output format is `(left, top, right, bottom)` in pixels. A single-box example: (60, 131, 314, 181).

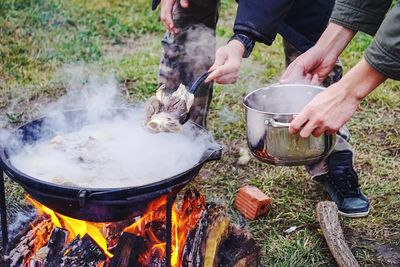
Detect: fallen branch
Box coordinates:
(316, 201, 360, 267)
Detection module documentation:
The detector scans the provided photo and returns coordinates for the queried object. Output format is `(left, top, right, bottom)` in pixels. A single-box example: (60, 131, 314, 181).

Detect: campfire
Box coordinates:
(4, 190, 260, 267)
(0, 103, 259, 266)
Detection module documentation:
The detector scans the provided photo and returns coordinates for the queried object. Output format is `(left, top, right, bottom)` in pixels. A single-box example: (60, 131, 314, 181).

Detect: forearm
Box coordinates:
(315, 23, 356, 62)
(336, 58, 386, 102)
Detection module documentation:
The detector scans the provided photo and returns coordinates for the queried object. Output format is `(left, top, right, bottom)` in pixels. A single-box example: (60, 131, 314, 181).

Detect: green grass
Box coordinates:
(1, 0, 400, 266)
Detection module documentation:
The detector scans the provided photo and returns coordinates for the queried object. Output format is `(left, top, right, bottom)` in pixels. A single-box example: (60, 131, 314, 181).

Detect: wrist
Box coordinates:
(338, 58, 386, 101)
(229, 33, 255, 58)
(315, 23, 356, 59)
(227, 39, 246, 57)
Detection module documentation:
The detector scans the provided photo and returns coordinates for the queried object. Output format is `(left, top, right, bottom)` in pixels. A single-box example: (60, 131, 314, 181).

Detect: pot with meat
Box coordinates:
(0, 108, 221, 222)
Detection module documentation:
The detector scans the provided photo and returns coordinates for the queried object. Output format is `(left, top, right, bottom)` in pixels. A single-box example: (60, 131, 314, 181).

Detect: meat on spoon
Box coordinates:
(145, 83, 194, 133)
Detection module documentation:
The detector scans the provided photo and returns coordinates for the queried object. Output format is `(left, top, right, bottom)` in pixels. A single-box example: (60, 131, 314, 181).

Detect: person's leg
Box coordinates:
(283, 39, 370, 217)
(159, 0, 220, 127)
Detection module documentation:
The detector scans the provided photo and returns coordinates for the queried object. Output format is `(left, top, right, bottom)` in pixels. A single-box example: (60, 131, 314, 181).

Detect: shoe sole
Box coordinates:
(338, 209, 370, 218)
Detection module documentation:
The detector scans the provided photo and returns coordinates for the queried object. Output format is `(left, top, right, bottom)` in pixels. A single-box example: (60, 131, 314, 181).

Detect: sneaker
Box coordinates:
(314, 151, 370, 218)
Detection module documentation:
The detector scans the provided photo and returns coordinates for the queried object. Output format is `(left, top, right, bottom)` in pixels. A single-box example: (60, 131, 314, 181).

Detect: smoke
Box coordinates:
(0, 119, 9, 144)
(181, 24, 216, 85)
(7, 209, 37, 239)
(6, 66, 219, 188)
(217, 107, 240, 125)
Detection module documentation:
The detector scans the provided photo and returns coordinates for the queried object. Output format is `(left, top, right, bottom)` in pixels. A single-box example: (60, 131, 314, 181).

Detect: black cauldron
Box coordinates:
(0, 109, 221, 222)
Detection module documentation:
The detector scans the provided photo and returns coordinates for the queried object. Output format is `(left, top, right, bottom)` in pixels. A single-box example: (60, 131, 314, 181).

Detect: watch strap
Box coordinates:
(229, 33, 255, 58)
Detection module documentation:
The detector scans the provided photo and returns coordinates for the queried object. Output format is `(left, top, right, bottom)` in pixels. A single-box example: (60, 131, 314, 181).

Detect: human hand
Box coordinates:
(281, 23, 356, 84)
(205, 40, 245, 84)
(288, 82, 360, 138)
(160, 0, 189, 34)
(280, 45, 337, 84)
(288, 58, 386, 138)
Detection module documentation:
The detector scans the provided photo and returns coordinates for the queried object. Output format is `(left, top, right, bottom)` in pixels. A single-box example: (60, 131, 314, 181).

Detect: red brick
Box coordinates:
(234, 185, 272, 220)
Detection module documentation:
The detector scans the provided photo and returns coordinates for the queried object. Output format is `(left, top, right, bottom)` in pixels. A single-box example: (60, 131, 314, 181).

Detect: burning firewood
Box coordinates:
(109, 232, 144, 267)
(42, 227, 68, 267)
(316, 201, 360, 267)
(6, 217, 53, 267)
(4, 190, 261, 267)
(182, 204, 230, 267)
(105, 217, 137, 252)
(58, 234, 106, 267)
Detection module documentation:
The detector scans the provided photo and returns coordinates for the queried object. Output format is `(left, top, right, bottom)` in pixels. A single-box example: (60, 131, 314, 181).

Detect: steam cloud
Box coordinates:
(7, 67, 219, 188)
(182, 24, 216, 79)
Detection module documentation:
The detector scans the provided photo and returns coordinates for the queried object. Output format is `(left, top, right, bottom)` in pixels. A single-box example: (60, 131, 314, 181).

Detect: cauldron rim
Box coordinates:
(0, 108, 221, 192)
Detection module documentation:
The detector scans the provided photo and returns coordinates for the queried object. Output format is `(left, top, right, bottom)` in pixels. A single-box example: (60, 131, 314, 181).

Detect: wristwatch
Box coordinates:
(229, 33, 255, 58)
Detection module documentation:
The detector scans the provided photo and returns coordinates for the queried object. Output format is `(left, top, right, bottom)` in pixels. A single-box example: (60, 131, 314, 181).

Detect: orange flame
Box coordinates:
(26, 195, 113, 258)
(24, 218, 54, 265)
(25, 190, 205, 266)
(124, 191, 205, 267)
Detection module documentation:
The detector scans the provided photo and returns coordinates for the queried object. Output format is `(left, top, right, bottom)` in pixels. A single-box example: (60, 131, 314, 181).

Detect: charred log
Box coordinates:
(59, 234, 106, 267)
(3, 191, 260, 267)
(42, 227, 68, 267)
(6, 215, 47, 255)
(217, 225, 260, 267)
(109, 232, 144, 267)
(6, 217, 52, 267)
(105, 217, 137, 252)
(140, 257, 165, 267)
(29, 258, 45, 267)
(182, 204, 230, 267)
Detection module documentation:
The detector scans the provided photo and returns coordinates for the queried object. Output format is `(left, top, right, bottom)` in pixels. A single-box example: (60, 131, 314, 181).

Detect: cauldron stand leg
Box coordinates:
(166, 194, 176, 267)
(0, 167, 8, 249)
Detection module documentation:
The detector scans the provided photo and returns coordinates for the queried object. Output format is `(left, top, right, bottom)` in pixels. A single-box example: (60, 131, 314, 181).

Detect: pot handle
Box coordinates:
(265, 119, 291, 128)
(205, 146, 223, 162)
(188, 71, 211, 94)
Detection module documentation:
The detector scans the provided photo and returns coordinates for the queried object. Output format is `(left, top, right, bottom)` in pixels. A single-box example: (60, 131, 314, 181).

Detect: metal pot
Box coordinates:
(243, 84, 336, 166)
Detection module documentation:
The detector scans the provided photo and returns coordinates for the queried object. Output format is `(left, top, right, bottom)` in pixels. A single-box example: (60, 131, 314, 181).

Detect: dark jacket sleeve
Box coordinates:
(152, 0, 161, 10)
(365, 3, 400, 80)
(233, 0, 295, 45)
(330, 0, 392, 35)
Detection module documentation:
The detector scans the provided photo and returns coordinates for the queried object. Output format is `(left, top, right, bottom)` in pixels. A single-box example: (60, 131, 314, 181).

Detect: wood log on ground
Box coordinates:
(109, 232, 144, 267)
(182, 204, 230, 267)
(59, 234, 106, 267)
(316, 201, 360, 267)
(217, 225, 260, 267)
